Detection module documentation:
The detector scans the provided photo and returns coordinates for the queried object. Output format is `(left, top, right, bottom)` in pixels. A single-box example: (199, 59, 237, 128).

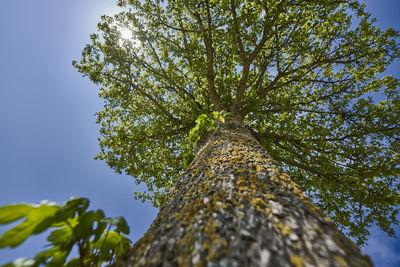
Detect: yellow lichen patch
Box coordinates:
(198, 179, 214, 195)
(265, 207, 272, 216)
(265, 194, 276, 200)
(281, 225, 292, 235)
(204, 167, 215, 178)
(270, 168, 280, 174)
(249, 173, 257, 183)
(251, 197, 267, 208)
(232, 156, 245, 165)
(211, 155, 231, 165)
(279, 173, 291, 182)
(238, 186, 249, 194)
(269, 175, 279, 183)
(334, 256, 349, 267)
(234, 167, 249, 177)
(239, 190, 252, 201)
(274, 221, 292, 236)
(248, 174, 268, 191)
(183, 180, 208, 199)
(248, 151, 265, 160)
(251, 197, 268, 212)
(230, 198, 237, 206)
(235, 177, 248, 187)
(228, 150, 247, 165)
(204, 218, 218, 236)
(211, 194, 228, 209)
(290, 255, 305, 267)
(255, 164, 265, 172)
(236, 182, 253, 197)
(289, 182, 306, 197)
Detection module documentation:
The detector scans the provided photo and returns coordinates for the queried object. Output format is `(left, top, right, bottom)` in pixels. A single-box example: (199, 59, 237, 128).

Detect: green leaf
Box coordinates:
(47, 249, 71, 265)
(92, 230, 131, 256)
(54, 197, 89, 222)
(0, 204, 34, 225)
(0, 203, 58, 248)
(47, 227, 72, 245)
(93, 220, 107, 242)
(103, 216, 129, 234)
(34, 247, 59, 263)
(32, 216, 55, 235)
(73, 210, 104, 239)
(34, 242, 74, 265)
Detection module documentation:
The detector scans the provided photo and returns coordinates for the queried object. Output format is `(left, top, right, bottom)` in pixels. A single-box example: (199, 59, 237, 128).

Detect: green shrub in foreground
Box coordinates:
(0, 197, 131, 266)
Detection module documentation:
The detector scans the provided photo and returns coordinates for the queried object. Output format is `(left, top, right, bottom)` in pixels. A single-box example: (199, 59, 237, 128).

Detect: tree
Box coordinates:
(73, 0, 400, 265)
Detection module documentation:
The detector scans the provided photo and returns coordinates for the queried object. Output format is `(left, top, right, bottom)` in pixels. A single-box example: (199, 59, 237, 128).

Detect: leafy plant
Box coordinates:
(0, 197, 131, 267)
(183, 111, 228, 169)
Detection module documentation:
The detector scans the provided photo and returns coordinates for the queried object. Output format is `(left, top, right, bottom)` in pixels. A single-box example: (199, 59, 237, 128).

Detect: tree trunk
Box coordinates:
(114, 121, 373, 267)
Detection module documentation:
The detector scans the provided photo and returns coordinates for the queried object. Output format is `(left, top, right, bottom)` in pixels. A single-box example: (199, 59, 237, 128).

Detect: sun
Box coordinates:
(118, 26, 140, 48)
(120, 27, 133, 40)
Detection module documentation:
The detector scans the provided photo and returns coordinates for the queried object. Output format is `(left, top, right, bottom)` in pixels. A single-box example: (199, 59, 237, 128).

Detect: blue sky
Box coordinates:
(0, 1, 399, 266)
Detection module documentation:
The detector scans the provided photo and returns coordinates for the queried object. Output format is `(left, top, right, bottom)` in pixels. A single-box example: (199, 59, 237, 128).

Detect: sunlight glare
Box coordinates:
(118, 26, 141, 48)
(120, 27, 133, 40)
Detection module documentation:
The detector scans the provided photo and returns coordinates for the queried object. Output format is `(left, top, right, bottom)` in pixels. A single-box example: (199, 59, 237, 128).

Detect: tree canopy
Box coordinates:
(73, 0, 400, 245)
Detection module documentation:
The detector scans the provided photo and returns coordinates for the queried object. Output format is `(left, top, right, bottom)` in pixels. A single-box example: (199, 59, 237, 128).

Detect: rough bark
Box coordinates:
(114, 121, 373, 267)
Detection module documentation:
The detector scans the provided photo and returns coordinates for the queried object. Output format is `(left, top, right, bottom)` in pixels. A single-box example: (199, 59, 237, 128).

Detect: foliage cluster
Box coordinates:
(0, 198, 131, 267)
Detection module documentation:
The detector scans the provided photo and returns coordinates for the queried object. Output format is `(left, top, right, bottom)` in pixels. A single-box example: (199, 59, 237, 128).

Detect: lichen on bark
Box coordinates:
(113, 120, 372, 267)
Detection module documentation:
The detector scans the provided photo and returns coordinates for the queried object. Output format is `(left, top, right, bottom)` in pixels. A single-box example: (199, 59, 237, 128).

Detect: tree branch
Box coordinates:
(230, 0, 245, 60)
(231, 8, 273, 117)
(189, 0, 225, 111)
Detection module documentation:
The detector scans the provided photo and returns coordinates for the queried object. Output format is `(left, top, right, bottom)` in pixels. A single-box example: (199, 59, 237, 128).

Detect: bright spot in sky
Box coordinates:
(120, 27, 132, 40)
(118, 26, 140, 48)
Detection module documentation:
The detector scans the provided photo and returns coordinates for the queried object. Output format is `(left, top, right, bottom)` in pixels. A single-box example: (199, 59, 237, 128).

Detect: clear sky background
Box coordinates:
(0, 1, 399, 266)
